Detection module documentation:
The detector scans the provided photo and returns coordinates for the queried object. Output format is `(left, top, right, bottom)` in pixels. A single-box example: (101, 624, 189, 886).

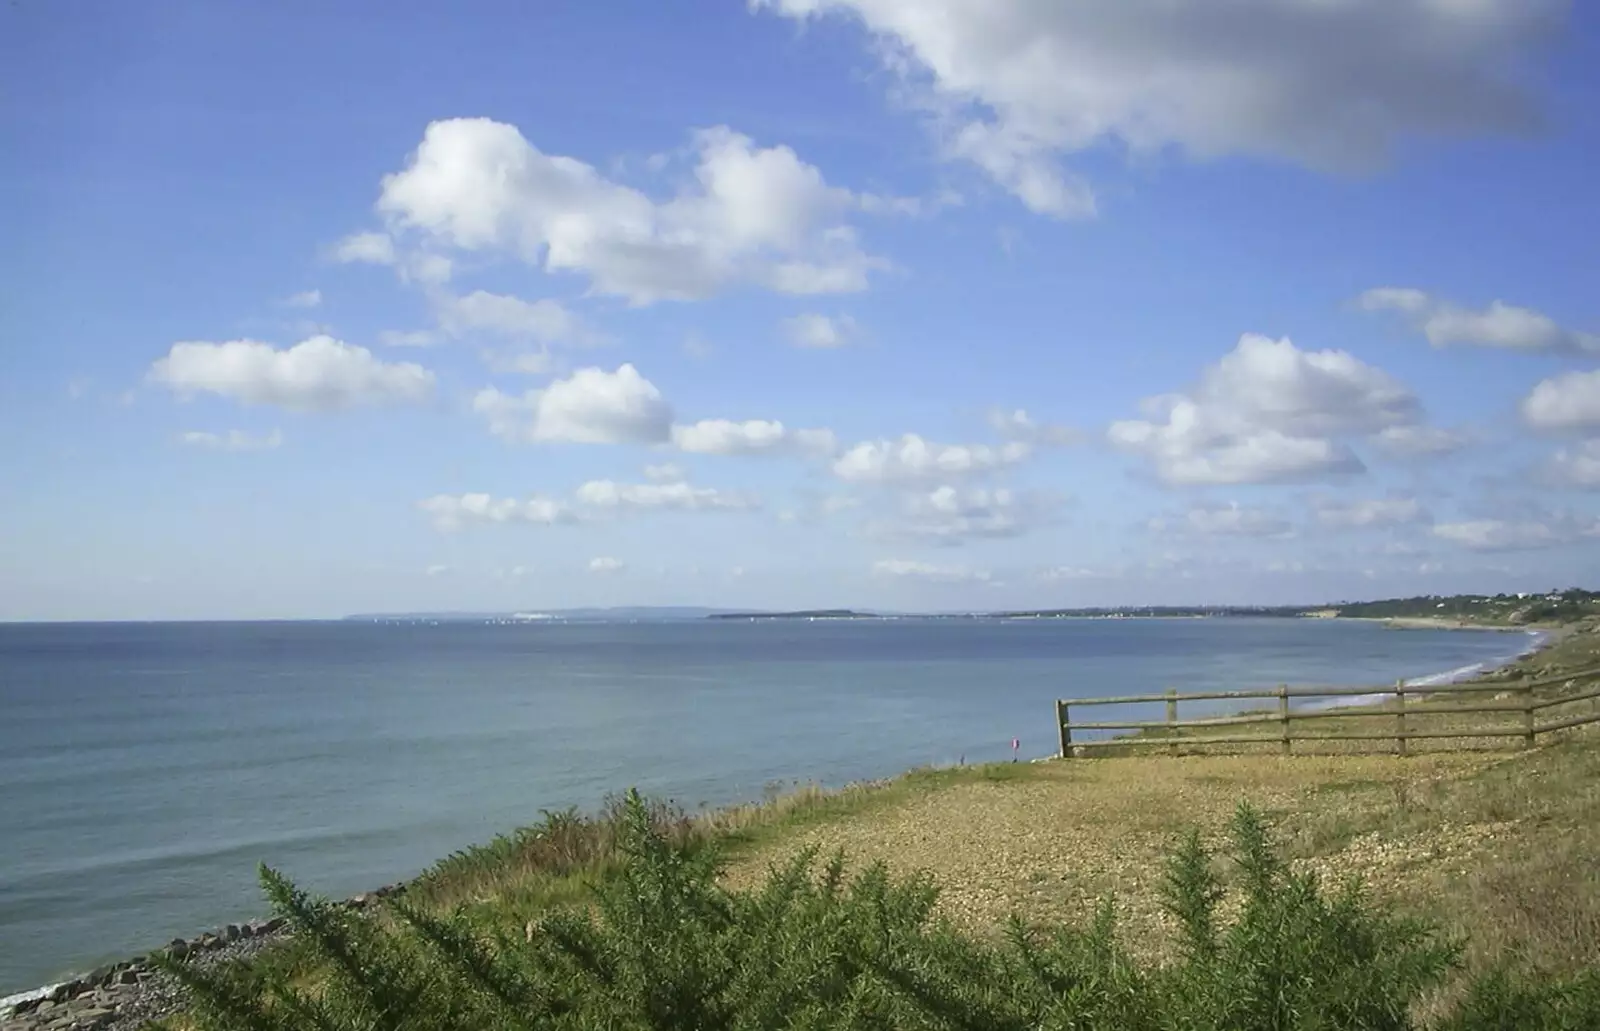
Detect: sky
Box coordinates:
(3, 0, 1600, 621)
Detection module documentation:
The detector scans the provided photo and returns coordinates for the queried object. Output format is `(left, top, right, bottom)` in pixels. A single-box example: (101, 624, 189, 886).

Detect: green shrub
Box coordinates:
(161, 793, 1600, 1030)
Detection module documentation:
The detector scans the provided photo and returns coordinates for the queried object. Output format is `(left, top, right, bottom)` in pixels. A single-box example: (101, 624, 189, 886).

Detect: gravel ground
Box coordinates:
(720, 750, 1518, 955)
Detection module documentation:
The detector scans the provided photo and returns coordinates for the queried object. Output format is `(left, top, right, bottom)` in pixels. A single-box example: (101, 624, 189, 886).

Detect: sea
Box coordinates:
(0, 617, 1539, 996)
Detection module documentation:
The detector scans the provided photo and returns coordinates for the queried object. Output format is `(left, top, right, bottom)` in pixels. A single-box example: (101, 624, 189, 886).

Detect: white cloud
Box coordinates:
(871, 559, 992, 584)
(833, 433, 1030, 483)
(474, 364, 673, 444)
(1357, 288, 1598, 353)
(371, 119, 886, 304)
(1433, 520, 1567, 552)
(178, 428, 284, 452)
(1369, 424, 1472, 460)
(671, 419, 837, 457)
(418, 493, 577, 532)
(574, 479, 759, 512)
(425, 563, 453, 577)
(1149, 502, 1292, 538)
(332, 231, 396, 265)
(420, 471, 758, 531)
(438, 290, 588, 344)
(874, 485, 1056, 544)
(1542, 440, 1600, 489)
(1522, 370, 1600, 431)
(1108, 334, 1417, 485)
(1314, 497, 1428, 529)
(378, 329, 440, 348)
(284, 289, 322, 309)
(1035, 566, 1105, 582)
(482, 349, 555, 376)
(987, 408, 1079, 446)
(588, 556, 625, 574)
(782, 312, 859, 348)
(643, 462, 684, 482)
(149, 336, 435, 412)
(755, 1, 1560, 216)
(683, 333, 715, 360)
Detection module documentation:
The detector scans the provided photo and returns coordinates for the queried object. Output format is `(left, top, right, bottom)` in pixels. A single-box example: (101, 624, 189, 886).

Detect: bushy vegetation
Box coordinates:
(162, 793, 1600, 1031)
(1335, 590, 1600, 625)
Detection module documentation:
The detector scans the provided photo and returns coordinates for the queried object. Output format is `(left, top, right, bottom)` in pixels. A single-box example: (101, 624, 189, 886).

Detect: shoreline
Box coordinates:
(1, 617, 1585, 1026)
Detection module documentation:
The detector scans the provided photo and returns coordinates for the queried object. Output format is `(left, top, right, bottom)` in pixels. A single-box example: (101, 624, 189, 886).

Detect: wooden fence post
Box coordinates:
(1166, 688, 1179, 756)
(1057, 700, 1072, 759)
(1278, 685, 1291, 755)
(1395, 679, 1408, 757)
(1523, 682, 1536, 750)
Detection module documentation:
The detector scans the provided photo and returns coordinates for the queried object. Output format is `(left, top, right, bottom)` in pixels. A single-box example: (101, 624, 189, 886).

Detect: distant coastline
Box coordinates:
(343, 590, 1599, 628)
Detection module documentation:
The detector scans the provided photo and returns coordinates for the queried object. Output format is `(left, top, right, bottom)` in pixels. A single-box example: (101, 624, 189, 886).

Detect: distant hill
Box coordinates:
(343, 607, 735, 623)
(706, 609, 876, 620)
(1333, 589, 1598, 625)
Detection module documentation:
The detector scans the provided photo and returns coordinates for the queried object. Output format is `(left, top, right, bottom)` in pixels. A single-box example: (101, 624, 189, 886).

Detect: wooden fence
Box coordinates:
(1056, 665, 1600, 758)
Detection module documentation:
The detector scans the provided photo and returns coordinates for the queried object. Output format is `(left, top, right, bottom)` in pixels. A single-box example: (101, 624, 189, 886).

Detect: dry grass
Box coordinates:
(720, 622, 1600, 980)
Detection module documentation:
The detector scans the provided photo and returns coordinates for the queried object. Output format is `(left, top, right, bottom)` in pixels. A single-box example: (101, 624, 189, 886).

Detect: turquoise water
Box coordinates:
(0, 618, 1530, 993)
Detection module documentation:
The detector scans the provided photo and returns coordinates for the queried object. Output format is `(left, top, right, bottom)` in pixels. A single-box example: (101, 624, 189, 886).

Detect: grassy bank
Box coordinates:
(136, 619, 1600, 1029)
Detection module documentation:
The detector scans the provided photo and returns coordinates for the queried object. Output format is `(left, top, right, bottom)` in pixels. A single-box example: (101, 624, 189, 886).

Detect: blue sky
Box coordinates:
(4, 0, 1599, 620)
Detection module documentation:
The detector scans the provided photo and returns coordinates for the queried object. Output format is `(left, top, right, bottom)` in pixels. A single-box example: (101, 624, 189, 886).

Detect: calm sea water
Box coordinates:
(0, 618, 1531, 993)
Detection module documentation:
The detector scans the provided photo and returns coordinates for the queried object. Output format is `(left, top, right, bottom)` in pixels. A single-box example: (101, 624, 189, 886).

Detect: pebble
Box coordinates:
(0, 882, 406, 1031)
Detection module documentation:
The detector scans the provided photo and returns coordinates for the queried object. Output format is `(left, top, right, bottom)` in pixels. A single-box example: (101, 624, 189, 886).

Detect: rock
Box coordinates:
(115, 969, 139, 986)
(76, 1006, 115, 1029)
(263, 917, 287, 934)
(165, 938, 191, 960)
(224, 923, 242, 941)
(33, 999, 57, 1015)
(11, 997, 41, 1015)
(46, 983, 72, 1004)
(348, 893, 370, 908)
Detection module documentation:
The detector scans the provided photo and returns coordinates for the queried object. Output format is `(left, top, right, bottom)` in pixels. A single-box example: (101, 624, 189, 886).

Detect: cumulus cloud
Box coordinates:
(379, 329, 440, 348)
(1035, 566, 1106, 582)
(643, 462, 684, 483)
(438, 290, 588, 344)
(1542, 440, 1600, 489)
(1314, 496, 1429, 529)
(588, 556, 625, 574)
(573, 479, 759, 512)
(1369, 424, 1472, 461)
(671, 419, 837, 457)
(871, 559, 992, 584)
(1357, 288, 1598, 353)
(178, 428, 284, 452)
(1108, 334, 1418, 485)
(420, 470, 758, 531)
(872, 485, 1057, 544)
(332, 231, 396, 265)
(755, 0, 1561, 216)
(783, 312, 860, 348)
(149, 336, 435, 412)
(834, 434, 1030, 483)
(1148, 502, 1292, 538)
(284, 289, 322, 309)
(370, 119, 887, 304)
(474, 364, 673, 444)
(1522, 370, 1600, 431)
(987, 408, 1079, 446)
(418, 493, 577, 532)
(1432, 520, 1568, 552)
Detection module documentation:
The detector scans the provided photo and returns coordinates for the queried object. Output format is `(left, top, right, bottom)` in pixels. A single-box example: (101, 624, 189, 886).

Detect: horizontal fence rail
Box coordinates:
(1055, 665, 1600, 759)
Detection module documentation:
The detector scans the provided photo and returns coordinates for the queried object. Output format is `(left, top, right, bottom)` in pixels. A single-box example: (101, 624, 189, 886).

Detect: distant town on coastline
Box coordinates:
(345, 589, 1599, 626)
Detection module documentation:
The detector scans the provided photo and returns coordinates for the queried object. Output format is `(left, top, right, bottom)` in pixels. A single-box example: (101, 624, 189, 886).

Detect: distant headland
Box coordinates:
(343, 589, 1599, 627)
